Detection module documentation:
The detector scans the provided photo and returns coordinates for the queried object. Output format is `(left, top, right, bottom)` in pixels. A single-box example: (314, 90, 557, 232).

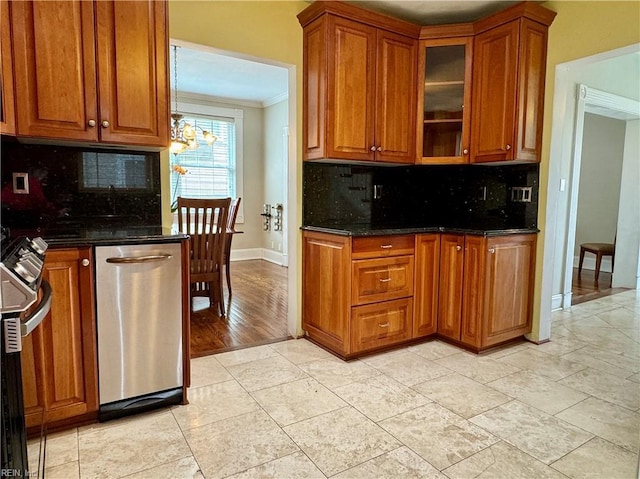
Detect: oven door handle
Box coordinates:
(21, 280, 52, 337)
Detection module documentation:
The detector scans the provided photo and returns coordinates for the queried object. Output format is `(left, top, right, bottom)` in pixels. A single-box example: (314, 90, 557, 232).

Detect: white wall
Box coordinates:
(615, 119, 640, 288)
(573, 113, 625, 271)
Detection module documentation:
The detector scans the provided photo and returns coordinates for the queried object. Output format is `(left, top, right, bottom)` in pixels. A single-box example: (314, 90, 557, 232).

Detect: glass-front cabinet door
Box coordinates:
(417, 37, 472, 164)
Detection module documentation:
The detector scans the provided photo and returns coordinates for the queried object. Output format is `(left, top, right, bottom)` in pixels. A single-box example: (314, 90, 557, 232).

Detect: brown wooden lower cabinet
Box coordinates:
(302, 230, 536, 358)
(21, 247, 98, 431)
(439, 233, 537, 350)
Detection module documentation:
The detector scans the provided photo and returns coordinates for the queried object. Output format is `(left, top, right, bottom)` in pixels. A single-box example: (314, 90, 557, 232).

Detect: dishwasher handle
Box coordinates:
(105, 254, 173, 264)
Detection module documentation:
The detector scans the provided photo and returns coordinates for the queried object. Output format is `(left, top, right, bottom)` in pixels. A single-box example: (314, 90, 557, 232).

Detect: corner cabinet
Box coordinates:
(0, 0, 15, 135)
(437, 233, 537, 350)
(470, 5, 556, 163)
(21, 247, 98, 431)
(299, 2, 418, 164)
(10, 0, 169, 148)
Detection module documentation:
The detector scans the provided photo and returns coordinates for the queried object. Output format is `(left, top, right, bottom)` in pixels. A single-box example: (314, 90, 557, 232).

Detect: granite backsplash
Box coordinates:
(1, 139, 161, 237)
(303, 162, 539, 231)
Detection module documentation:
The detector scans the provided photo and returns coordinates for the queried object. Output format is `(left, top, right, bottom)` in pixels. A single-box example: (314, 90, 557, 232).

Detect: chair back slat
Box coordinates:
(177, 197, 231, 277)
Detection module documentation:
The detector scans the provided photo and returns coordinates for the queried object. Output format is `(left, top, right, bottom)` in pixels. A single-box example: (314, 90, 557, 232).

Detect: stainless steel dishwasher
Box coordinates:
(95, 243, 183, 420)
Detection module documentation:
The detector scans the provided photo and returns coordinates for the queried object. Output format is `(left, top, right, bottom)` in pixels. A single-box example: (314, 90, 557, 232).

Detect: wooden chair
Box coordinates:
(223, 197, 242, 296)
(176, 197, 231, 317)
(578, 239, 615, 284)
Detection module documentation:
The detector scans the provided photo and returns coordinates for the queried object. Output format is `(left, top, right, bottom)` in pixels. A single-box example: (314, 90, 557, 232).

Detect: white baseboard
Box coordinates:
(573, 255, 613, 273)
(551, 294, 563, 311)
(230, 248, 286, 266)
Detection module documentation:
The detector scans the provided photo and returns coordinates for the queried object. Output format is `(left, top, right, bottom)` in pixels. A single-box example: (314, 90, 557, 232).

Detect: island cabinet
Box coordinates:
(10, 0, 169, 148)
(470, 4, 556, 164)
(298, 1, 419, 164)
(21, 247, 98, 432)
(438, 233, 537, 350)
(0, 0, 15, 135)
(303, 231, 416, 358)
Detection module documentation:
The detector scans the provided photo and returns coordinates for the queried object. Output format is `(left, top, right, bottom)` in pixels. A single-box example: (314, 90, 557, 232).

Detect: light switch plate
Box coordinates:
(12, 173, 29, 194)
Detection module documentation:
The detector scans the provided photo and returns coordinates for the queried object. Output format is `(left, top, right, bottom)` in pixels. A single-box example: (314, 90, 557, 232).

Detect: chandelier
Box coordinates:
(170, 45, 217, 155)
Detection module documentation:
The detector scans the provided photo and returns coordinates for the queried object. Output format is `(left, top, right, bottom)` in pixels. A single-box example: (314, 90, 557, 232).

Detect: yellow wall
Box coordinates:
(531, 1, 640, 338)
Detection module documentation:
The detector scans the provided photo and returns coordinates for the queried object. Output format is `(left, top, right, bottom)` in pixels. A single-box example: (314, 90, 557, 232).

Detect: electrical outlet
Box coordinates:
(510, 187, 532, 203)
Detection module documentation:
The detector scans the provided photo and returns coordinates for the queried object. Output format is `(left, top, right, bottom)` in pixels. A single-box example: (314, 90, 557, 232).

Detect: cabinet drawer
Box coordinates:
(351, 298, 413, 353)
(352, 235, 414, 259)
(352, 255, 414, 305)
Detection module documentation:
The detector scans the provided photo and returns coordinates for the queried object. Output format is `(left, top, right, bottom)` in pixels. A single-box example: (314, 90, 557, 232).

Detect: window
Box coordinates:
(171, 116, 236, 198)
(171, 103, 244, 222)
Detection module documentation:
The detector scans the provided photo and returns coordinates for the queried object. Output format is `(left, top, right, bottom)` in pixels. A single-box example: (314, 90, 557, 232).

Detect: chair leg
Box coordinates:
(594, 253, 602, 283)
(226, 260, 232, 296)
(578, 248, 585, 276)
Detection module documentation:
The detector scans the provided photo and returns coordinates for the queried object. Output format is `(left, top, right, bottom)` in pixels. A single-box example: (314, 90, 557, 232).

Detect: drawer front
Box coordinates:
(351, 298, 413, 353)
(352, 235, 414, 259)
(352, 255, 414, 305)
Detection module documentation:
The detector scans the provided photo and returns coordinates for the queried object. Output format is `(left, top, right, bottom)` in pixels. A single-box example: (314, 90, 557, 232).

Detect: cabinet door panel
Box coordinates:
(461, 236, 485, 347)
(302, 232, 351, 355)
(352, 255, 414, 305)
(351, 298, 412, 353)
(21, 327, 46, 428)
(11, 0, 98, 141)
(470, 20, 519, 163)
(482, 235, 536, 346)
(1, 0, 16, 135)
(515, 19, 547, 162)
(327, 16, 376, 160)
(375, 30, 416, 164)
(302, 18, 326, 159)
(414, 234, 439, 337)
(437, 234, 464, 340)
(95, 0, 169, 147)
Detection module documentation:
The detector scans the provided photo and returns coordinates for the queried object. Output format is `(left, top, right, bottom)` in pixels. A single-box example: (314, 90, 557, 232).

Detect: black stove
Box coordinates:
(1, 235, 51, 478)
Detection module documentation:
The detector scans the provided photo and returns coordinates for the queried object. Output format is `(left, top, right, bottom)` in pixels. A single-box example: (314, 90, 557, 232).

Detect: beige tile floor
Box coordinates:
(33, 290, 640, 478)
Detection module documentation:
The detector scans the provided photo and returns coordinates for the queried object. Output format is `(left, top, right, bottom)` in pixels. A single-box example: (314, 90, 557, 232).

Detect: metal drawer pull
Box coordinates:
(456, 245, 462, 251)
(380, 244, 393, 249)
(106, 254, 172, 264)
(378, 322, 390, 328)
(379, 278, 392, 283)
(488, 248, 495, 254)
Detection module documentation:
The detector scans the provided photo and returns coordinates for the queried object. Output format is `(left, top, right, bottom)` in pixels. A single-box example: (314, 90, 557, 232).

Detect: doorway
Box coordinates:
(169, 39, 298, 356)
(539, 44, 640, 342)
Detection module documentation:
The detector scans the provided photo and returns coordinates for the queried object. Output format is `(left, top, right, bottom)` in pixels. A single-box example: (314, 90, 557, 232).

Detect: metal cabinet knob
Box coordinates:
(101, 120, 110, 128)
(370, 146, 376, 152)
(81, 259, 90, 267)
(456, 245, 462, 251)
(377, 146, 382, 152)
(88, 119, 96, 127)
(488, 248, 495, 254)
(463, 148, 469, 155)
(505, 144, 511, 151)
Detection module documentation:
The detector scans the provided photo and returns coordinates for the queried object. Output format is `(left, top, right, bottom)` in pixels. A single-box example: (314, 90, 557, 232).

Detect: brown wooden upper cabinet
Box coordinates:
(10, 0, 169, 148)
(298, 1, 419, 164)
(0, 0, 16, 135)
(417, 27, 473, 165)
(470, 5, 556, 163)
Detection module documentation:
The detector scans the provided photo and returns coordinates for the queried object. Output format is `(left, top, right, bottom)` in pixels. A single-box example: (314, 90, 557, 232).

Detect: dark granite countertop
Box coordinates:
(11, 226, 187, 248)
(301, 224, 539, 237)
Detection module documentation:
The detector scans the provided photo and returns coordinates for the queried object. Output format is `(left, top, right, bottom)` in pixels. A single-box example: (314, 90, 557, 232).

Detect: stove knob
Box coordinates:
(30, 237, 48, 255)
(14, 262, 36, 283)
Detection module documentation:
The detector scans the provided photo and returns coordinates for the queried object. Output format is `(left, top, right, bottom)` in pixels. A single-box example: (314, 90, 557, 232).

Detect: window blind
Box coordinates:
(171, 115, 236, 199)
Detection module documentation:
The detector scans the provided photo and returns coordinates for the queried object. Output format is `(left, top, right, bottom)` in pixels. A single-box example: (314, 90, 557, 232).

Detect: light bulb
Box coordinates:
(203, 131, 217, 145)
(183, 123, 196, 140)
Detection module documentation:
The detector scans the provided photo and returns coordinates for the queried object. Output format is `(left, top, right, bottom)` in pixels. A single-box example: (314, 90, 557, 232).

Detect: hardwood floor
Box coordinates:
(571, 267, 628, 305)
(190, 259, 290, 358)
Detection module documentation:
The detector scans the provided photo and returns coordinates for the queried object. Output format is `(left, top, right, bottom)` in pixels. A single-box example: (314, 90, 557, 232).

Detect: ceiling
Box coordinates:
(173, 1, 524, 106)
